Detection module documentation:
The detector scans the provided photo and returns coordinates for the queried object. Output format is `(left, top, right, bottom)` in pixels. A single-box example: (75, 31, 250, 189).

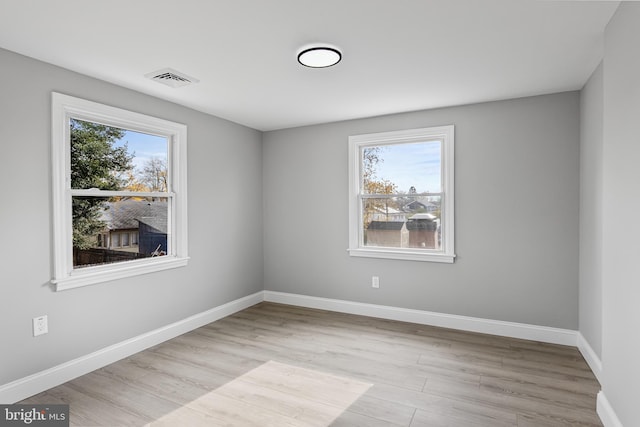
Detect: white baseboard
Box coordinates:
(263, 291, 578, 346)
(577, 332, 603, 382)
(597, 391, 624, 427)
(0, 291, 264, 404)
(0, 289, 593, 406)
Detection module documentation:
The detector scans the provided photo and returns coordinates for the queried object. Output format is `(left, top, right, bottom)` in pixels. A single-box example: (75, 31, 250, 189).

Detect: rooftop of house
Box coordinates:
(100, 199, 168, 234)
(368, 221, 405, 231)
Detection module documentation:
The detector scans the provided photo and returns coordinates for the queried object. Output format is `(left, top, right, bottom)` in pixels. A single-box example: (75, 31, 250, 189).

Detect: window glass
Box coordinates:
(362, 141, 441, 194)
(348, 126, 454, 263)
(70, 119, 168, 192)
(71, 196, 168, 268)
(52, 93, 189, 290)
(362, 195, 442, 249)
(69, 119, 169, 268)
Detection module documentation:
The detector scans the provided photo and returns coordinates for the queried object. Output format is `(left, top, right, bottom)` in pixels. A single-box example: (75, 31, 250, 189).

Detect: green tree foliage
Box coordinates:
(70, 119, 133, 249)
(70, 119, 131, 189)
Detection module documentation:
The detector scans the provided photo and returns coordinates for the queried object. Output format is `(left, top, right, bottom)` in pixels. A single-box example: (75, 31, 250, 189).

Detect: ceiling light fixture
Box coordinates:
(297, 46, 342, 68)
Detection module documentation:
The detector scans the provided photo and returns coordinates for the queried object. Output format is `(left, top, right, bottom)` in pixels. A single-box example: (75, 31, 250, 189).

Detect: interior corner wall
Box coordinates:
(601, 2, 640, 425)
(579, 62, 604, 360)
(263, 92, 580, 330)
(0, 48, 263, 387)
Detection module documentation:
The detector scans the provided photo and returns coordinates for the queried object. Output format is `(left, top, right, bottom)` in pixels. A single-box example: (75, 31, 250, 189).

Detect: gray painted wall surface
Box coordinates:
(0, 48, 264, 385)
(601, 3, 640, 424)
(579, 62, 603, 359)
(263, 92, 580, 329)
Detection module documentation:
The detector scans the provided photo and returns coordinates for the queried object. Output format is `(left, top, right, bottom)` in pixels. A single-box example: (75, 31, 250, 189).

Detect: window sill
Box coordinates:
(52, 256, 190, 291)
(348, 248, 455, 263)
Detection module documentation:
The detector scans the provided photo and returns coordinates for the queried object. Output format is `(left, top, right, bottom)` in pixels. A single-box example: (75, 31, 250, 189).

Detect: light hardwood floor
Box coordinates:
(21, 302, 602, 426)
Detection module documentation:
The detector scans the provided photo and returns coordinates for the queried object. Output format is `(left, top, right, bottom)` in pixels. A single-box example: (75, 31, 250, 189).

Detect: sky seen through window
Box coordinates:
(370, 140, 441, 193)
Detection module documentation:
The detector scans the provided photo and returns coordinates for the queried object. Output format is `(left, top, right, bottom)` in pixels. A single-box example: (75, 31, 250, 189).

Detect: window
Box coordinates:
(348, 125, 455, 262)
(112, 233, 121, 248)
(51, 93, 189, 290)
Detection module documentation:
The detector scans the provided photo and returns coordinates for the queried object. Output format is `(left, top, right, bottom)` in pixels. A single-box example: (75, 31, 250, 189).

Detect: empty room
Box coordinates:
(0, 1, 638, 426)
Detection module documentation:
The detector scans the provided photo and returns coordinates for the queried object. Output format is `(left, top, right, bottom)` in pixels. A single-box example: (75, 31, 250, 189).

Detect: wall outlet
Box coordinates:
(372, 276, 380, 289)
(33, 315, 48, 336)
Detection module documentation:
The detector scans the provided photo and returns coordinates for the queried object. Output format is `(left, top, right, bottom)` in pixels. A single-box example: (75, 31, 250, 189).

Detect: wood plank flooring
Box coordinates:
(21, 302, 602, 426)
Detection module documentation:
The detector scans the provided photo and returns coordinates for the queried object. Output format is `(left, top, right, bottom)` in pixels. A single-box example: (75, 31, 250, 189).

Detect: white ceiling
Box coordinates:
(0, 0, 619, 131)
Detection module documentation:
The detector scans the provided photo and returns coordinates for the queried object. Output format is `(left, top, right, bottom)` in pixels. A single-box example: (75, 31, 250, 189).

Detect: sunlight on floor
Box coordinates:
(145, 360, 373, 426)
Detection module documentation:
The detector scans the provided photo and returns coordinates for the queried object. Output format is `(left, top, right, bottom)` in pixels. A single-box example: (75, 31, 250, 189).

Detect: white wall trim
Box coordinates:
(2, 290, 593, 405)
(0, 291, 264, 404)
(263, 291, 578, 346)
(577, 332, 603, 382)
(597, 391, 624, 427)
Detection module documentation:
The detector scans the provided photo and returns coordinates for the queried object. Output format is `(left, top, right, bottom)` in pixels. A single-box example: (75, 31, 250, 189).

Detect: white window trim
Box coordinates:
(51, 92, 189, 291)
(348, 125, 455, 263)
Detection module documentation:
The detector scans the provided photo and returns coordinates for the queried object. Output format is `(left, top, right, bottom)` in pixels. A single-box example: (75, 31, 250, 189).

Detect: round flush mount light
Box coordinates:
(297, 46, 342, 68)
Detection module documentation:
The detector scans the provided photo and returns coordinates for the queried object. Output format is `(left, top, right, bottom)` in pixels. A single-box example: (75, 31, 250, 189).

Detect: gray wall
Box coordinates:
(601, 3, 640, 424)
(579, 62, 603, 360)
(0, 48, 264, 385)
(263, 92, 580, 329)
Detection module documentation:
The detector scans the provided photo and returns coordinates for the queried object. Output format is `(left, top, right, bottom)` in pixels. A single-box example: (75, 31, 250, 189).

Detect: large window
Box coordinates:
(348, 125, 455, 262)
(51, 93, 188, 290)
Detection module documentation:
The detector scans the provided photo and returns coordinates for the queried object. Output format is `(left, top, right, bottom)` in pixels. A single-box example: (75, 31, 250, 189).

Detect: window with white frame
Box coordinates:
(51, 93, 189, 291)
(348, 125, 455, 263)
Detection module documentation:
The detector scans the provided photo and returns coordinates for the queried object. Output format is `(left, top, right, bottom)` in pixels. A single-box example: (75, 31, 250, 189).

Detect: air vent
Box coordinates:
(145, 68, 199, 88)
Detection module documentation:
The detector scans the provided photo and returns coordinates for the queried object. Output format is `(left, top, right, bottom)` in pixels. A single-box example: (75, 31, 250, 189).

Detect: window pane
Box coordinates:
(70, 118, 168, 192)
(362, 141, 441, 194)
(72, 196, 169, 268)
(363, 196, 441, 250)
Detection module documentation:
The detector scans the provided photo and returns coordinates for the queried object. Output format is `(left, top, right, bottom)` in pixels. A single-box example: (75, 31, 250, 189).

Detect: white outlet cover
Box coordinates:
(372, 276, 380, 288)
(33, 315, 48, 336)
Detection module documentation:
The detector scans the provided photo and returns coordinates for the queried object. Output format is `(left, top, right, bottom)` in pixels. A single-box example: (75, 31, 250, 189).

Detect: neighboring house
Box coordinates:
(405, 213, 440, 249)
(371, 205, 406, 222)
(367, 213, 440, 249)
(403, 199, 439, 213)
(366, 221, 408, 248)
(403, 200, 427, 212)
(422, 201, 439, 213)
(96, 199, 168, 256)
(138, 216, 168, 256)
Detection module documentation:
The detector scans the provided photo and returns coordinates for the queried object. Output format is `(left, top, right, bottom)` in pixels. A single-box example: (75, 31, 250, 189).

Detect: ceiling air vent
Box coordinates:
(145, 68, 199, 88)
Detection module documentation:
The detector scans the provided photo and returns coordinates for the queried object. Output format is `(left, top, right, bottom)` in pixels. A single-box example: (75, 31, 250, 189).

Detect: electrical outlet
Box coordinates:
(372, 276, 380, 289)
(33, 315, 48, 337)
